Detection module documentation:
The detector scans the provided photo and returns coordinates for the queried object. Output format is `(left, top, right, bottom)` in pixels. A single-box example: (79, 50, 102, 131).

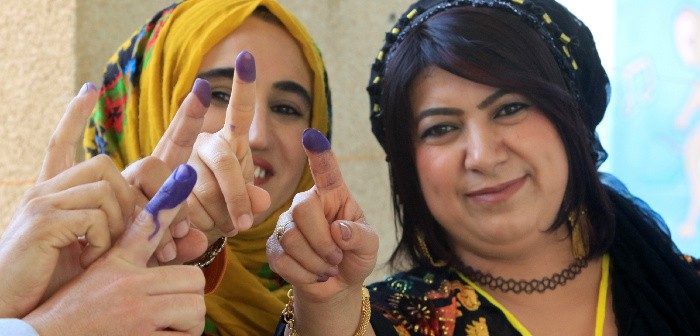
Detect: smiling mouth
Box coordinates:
(465, 176, 527, 204)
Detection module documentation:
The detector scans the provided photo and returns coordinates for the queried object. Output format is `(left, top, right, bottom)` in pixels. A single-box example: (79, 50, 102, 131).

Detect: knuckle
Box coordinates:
(188, 267, 206, 291)
(279, 224, 302, 249)
(92, 153, 113, 168)
(45, 134, 62, 151)
(209, 152, 235, 171)
(25, 196, 49, 214)
(22, 185, 43, 203)
(139, 156, 164, 171)
(94, 179, 112, 195)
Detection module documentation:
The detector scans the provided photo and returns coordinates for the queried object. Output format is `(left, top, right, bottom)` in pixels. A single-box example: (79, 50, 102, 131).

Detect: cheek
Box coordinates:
(276, 125, 308, 177)
(415, 147, 454, 204)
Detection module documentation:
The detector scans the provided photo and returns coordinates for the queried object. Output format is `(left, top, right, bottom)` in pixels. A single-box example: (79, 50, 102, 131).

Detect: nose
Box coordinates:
(248, 107, 269, 149)
(463, 124, 507, 174)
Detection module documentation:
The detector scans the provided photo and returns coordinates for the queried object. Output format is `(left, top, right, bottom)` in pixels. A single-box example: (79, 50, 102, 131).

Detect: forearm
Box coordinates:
(292, 286, 375, 336)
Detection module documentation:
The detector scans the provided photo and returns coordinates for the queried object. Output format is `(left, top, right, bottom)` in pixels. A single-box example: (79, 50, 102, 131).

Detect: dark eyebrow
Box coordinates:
(477, 88, 509, 109)
(416, 107, 463, 121)
(197, 67, 234, 80)
(273, 81, 312, 109)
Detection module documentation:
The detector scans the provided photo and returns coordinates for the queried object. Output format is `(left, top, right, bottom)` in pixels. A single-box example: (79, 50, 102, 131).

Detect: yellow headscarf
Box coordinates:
(83, 1, 331, 334)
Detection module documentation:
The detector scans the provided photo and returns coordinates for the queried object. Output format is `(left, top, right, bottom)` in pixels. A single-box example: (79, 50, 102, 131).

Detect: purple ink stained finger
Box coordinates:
(235, 51, 256, 83)
(145, 164, 197, 240)
(193, 78, 211, 108)
(302, 128, 331, 153)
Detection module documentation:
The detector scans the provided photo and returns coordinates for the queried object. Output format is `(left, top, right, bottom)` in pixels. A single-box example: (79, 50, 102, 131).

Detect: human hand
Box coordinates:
(0, 83, 137, 318)
(266, 128, 379, 302)
(124, 78, 211, 264)
(186, 51, 270, 245)
(23, 164, 206, 335)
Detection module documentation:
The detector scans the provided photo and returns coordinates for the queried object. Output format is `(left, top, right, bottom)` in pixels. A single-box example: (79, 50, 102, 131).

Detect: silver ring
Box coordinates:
(275, 220, 292, 242)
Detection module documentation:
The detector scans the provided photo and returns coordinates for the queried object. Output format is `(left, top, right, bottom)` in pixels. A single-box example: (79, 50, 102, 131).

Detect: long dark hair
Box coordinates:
(381, 7, 614, 269)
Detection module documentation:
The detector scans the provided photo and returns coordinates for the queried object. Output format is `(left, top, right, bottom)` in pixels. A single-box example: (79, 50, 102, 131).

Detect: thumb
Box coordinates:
(112, 164, 197, 265)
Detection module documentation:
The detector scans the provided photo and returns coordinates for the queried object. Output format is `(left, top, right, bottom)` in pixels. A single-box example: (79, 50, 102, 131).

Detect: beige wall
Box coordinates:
(0, 0, 413, 282)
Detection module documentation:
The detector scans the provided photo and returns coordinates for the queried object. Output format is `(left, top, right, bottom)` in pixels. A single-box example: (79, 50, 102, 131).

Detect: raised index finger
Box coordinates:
(152, 78, 210, 169)
(301, 128, 347, 195)
(221, 50, 256, 142)
(38, 83, 99, 182)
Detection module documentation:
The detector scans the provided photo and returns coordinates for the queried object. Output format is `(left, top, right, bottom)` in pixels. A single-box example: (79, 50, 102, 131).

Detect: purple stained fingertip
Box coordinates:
(302, 128, 331, 153)
(235, 51, 256, 83)
(193, 78, 211, 108)
(145, 164, 197, 240)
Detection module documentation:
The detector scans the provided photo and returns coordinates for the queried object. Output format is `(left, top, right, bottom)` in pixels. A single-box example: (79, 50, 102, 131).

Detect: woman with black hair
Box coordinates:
(268, 1, 700, 335)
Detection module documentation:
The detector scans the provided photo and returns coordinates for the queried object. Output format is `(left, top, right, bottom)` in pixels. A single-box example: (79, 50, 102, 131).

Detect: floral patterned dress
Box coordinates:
(368, 266, 526, 336)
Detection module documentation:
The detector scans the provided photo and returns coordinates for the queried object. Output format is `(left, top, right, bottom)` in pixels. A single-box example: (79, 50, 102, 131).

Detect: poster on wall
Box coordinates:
(612, 0, 700, 256)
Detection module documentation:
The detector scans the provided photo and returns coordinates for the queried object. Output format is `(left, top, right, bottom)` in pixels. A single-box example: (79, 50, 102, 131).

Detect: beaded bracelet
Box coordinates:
(282, 287, 371, 335)
(186, 236, 227, 268)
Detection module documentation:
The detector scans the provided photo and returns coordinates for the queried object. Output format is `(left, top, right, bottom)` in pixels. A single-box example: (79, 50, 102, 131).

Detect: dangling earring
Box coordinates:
(416, 233, 447, 267)
(569, 209, 590, 260)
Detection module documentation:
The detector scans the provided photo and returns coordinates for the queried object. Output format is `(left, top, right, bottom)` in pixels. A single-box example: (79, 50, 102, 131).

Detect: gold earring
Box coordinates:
(416, 233, 447, 267)
(569, 209, 590, 260)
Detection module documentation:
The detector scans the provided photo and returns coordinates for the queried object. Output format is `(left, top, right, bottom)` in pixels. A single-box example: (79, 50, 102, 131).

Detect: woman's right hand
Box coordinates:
(266, 128, 379, 336)
(183, 51, 270, 245)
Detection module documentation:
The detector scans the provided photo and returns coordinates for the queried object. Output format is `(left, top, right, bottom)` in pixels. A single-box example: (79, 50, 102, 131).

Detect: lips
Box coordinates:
(465, 176, 527, 204)
(252, 157, 274, 186)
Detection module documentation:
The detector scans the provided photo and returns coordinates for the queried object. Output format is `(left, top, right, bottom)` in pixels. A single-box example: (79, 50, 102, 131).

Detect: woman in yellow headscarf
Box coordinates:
(84, 1, 331, 335)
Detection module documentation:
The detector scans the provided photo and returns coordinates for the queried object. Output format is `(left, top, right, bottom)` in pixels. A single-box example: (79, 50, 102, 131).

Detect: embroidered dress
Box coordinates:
(369, 255, 611, 336)
(369, 267, 519, 336)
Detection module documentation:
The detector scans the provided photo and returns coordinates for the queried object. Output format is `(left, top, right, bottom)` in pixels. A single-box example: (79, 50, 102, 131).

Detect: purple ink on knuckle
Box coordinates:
(193, 78, 211, 108)
(235, 50, 256, 83)
(145, 164, 197, 240)
(302, 128, 331, 153)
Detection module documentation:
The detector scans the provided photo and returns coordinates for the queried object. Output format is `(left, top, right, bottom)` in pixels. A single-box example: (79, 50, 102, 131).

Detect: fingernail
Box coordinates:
(302, 128, 331, 153)
(145, 164, 197, 240)
(317, 275, 329, 283)
(172, 220, 190, 238)
(79, 82, 97, 95)
(235, 50, 256, 83)
(237, 214, 253, 231)
(339, 221, 352, 241)
(192, 78, 211, 108)
(160, 241, 177, 262)
(174, 164, 195, 182)
(328, 248, 343, 265)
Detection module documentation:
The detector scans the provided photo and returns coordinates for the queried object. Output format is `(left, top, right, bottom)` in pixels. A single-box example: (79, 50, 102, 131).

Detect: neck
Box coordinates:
(451, 226, 576, 281)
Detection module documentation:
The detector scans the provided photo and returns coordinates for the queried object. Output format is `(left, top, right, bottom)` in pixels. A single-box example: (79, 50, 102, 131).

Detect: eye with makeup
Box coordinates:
(210, 88, 231, 107)
(270, 100, 305, 119)
(493, 102, 531, 119)
(418, 120, 460, 140)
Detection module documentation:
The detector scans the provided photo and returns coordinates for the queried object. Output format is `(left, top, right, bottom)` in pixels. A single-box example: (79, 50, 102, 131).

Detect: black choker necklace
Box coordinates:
(456, 258, 589, 294)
